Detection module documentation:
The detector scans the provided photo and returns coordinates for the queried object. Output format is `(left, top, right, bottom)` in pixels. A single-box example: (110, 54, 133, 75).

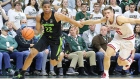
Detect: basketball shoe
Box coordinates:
(101, 72, 109, 79)
(13, 70, 25, 79)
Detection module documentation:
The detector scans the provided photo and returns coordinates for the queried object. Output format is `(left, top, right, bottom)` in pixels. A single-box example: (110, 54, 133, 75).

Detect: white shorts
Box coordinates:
(108, 34, 135, 60)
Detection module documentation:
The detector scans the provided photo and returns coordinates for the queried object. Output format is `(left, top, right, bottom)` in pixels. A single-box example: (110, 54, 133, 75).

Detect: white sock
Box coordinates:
(104, 70, 109, 76)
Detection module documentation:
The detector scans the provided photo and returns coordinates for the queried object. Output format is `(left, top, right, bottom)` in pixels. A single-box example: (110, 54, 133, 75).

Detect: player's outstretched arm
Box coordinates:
(55, 12, 83, 28)
(117, 16, 140, 25)
(35, 15, 42, 35)
(80, 17, 106, 25)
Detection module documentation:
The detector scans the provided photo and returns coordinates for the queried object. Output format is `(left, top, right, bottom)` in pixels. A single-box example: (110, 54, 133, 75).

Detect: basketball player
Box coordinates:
(81, 6, 140, 79)
(13, 1, 82, 79)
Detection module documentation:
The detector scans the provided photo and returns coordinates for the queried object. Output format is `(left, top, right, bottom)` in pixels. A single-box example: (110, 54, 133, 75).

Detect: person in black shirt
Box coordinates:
(13, 0, 82, 79)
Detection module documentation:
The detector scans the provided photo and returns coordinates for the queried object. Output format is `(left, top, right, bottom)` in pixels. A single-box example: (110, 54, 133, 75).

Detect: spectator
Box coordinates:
(75, 3, 91, 34)
(124, 4, 129, 12)
(92, 26, 112, 74)
(82, 24, 98, 51)
(82, 0, 90, 11)
(52, 0, 62, 11)
(134, 24, 140, 53)
(5, 21, 17, 38)
(24, 0, 39, 29)
(0, 3, 8, 34)
(97, 0, 106, 12)
(89, 0, 97, 12)
(110, 0, 122, 14)
(0, 53, 2, 75)
(91, 2, 103, 34)
(8, 1, 26, 29)
(75, 0, 82, 12)
(0, 0, 12, 14)
(119, 0, 133, 13)
(0, 25, 23, 75)
(133, 24, 140, 75)
(123, 3, 139, 29)
(57, 32, 79, 76)
(61, 8, 71, 34)
(15, 19, 43, 75)
(67, 26, 97, 76)
(68, 0, 75, 10)
(40, 47, 57, 76)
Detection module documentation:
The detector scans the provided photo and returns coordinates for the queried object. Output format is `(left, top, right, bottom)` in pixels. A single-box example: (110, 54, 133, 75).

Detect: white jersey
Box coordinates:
(111, 5, 122, 14)
(91, 12, 103, 34)
(106, 14, 134, 38)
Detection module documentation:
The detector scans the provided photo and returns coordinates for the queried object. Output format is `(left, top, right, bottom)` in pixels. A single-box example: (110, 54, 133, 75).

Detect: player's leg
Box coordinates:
(13, 36, 48, 79)
(102, 46, 116, 77)
(50, 37, 64, 66)
(117, 49, 135, 70)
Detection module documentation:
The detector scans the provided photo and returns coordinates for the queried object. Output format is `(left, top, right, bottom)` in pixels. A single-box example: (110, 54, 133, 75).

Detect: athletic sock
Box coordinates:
(104, 70, 109, 76)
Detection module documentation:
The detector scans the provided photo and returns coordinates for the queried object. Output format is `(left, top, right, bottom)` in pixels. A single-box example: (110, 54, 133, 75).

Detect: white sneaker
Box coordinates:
(123, 58, 133, 70)
(101, 72, 109, 79)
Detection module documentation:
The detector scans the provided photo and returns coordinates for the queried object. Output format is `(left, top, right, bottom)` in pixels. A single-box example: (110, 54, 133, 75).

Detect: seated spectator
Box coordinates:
(134, 24, 140, 53)
(40, 47, 57, 76)
(0, 53, 3, 75)
(82, 24, 98, 51)
(5, 21, 17, 38)
(66, 26, 97, 76)
(0, 25, 23, 75)
(57, 32, 79, 76)
(92, 26, 113, 74)
(15, 19, 43, 75)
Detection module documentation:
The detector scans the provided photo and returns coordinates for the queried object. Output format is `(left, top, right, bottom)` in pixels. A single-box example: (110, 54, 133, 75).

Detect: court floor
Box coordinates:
(2, 78, 140, 79)
(0, 76, 140, 79)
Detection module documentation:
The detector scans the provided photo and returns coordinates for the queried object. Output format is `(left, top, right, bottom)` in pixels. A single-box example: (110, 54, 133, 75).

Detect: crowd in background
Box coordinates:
(0, 0, 140, 77)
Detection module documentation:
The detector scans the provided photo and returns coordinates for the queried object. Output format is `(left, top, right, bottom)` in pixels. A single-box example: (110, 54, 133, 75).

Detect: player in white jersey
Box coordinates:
(81, 6, 140, 79)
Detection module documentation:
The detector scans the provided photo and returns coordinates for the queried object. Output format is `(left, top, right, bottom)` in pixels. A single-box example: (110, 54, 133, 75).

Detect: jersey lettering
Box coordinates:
(116, 30, 122, 35)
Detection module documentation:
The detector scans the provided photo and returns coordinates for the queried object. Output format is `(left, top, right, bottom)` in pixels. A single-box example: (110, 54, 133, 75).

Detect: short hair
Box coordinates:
(129, 3, 135, 7)
(14, 1, 22, 7)
(103, 6, 115, 14)
(42, 0, 51, 7)
(81, 3, 88, 6)
(94, 2, 100, 7)
(69, 26, 79, 34)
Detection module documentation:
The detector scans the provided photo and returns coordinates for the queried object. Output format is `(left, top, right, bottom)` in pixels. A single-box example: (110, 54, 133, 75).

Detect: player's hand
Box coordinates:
(64, 53, 68, 57)
(75, 21, 83, 28)
(7, 47, 14, 52)
(30, 44, 34, 47)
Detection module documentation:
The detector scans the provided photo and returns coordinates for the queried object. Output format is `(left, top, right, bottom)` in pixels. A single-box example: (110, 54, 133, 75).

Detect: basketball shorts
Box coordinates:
(33, 34, 63, 60)
(108, 34, 135, 60)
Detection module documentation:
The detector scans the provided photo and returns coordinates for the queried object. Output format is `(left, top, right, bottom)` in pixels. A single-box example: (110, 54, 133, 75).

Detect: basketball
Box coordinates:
(21, 27, 35, 40)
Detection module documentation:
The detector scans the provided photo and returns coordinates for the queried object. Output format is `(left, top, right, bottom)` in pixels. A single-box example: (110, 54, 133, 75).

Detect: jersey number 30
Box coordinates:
(46, 27, 52, 33)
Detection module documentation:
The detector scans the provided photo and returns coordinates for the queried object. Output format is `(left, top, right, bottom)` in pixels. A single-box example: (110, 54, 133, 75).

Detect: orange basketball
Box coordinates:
(21, 27, 35, 40)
